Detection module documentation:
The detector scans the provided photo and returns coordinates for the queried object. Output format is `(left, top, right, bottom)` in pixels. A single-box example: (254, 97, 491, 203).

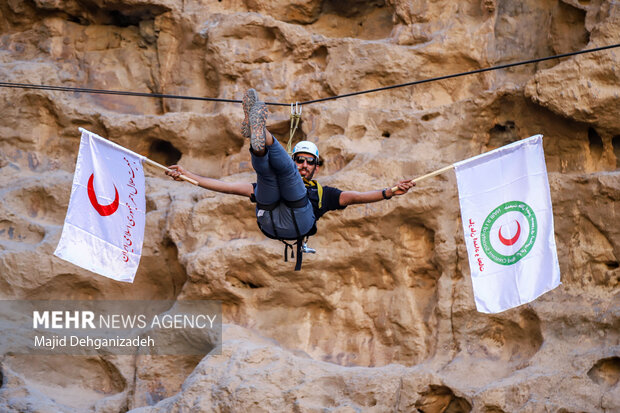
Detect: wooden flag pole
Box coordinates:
(390, 164, 454, 192)
(144, 158, 199, 186)
(79, 128, 199, 186)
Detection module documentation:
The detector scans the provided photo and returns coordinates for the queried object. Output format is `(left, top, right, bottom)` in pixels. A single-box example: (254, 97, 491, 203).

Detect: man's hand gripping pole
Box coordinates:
(390, 164, 454, 193)
(144, 158, 199, 185)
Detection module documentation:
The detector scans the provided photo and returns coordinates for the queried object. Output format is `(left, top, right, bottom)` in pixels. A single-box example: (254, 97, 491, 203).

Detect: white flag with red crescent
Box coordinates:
(54, 128, 146, 282)
(454, 134, 561, 313)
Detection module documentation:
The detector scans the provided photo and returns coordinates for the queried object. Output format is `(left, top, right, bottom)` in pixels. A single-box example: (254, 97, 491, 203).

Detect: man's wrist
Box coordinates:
(382, 188, 392, 200)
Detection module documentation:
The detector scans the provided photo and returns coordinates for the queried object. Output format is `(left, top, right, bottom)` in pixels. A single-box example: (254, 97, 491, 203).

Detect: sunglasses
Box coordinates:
(293, 155, 317, 165)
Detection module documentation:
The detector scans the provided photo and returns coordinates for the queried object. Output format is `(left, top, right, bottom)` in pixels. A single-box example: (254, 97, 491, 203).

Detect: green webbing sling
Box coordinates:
(286, 103, 302, 155)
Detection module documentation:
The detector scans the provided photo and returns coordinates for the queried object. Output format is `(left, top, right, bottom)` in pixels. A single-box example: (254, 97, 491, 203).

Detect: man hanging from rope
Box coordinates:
(166, 89, 414, 270)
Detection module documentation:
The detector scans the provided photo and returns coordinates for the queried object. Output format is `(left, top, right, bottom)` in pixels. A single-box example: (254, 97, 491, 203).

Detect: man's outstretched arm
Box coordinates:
(166, 165, 254, 198)
(339, 180, 415, 206)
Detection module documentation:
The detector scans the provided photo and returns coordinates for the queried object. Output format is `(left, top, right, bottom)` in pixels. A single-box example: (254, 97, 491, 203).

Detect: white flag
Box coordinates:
(54, 128, 146, 282)
(454, 135, 561, 313)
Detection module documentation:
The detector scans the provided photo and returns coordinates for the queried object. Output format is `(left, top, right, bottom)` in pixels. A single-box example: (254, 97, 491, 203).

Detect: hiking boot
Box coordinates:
(249, 100, 268, 152)
(241, 88, 258, 139)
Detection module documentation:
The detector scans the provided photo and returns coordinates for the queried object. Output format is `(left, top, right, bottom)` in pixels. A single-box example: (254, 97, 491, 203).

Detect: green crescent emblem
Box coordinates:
(480, 201, 537, 265)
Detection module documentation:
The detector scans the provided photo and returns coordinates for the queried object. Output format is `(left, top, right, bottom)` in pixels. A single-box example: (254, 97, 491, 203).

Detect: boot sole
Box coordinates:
(249, 102, 268, 152)
(242, 89, 258, 139)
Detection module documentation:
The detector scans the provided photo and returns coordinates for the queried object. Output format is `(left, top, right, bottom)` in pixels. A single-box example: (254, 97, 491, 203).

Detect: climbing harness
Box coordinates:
(251, 178, 323, 271)
(254, 195, 315, 271)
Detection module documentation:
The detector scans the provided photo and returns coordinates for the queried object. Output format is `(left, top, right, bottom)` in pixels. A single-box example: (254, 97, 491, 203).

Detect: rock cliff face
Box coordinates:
(1, 0, 619, 412)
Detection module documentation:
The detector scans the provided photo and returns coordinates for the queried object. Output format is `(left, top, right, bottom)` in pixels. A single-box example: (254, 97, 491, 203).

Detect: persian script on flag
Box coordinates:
(54, 128, 146, 283)
(454, 135, 561, 313)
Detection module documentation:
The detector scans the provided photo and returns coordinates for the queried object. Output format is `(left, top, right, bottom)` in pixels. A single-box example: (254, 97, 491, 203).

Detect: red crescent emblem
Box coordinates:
(87, 173, 119, 216)
(499, 220, 521, 246)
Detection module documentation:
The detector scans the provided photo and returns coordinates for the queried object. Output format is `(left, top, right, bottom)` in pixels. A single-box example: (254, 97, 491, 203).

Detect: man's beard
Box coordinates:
(300, 168, 315, 179)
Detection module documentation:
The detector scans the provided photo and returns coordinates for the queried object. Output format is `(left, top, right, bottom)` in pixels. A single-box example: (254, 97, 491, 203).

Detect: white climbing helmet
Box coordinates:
(292, 141, 319, 158)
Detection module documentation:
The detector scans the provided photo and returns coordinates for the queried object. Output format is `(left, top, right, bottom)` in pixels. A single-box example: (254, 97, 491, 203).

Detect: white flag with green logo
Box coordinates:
(454, 134, 561, 313)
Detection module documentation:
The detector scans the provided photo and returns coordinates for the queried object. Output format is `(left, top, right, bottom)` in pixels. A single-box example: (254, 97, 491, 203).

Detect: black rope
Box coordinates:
(0, 81, 265, 105)
(1, 43, 618, 107)
(297, 43, 620, 105)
